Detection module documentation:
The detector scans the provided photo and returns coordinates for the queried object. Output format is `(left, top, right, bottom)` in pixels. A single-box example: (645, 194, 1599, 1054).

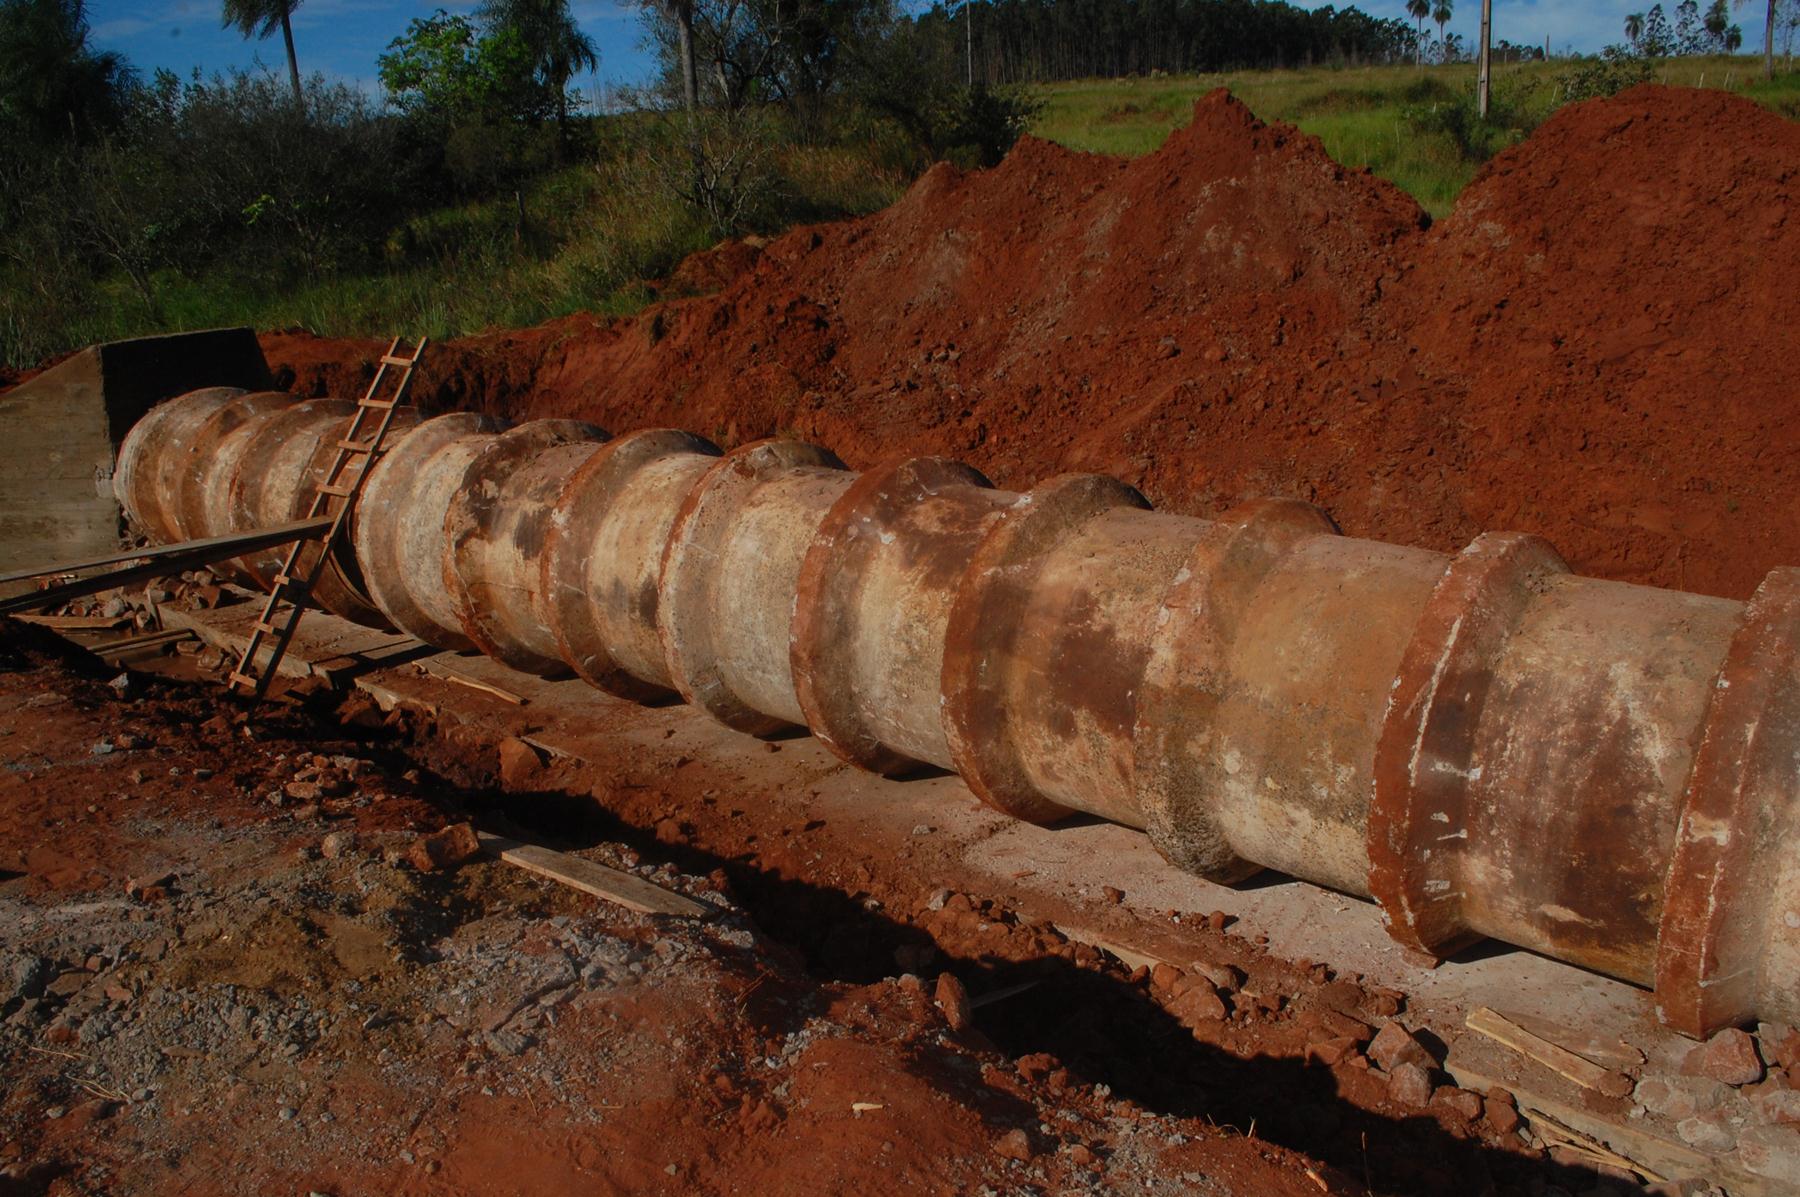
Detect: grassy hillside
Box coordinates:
(1032, 56, 1800, 218)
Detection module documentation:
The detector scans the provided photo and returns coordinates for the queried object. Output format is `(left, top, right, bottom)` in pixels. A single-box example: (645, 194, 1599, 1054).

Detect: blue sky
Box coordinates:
(80, 1, 1675, 97)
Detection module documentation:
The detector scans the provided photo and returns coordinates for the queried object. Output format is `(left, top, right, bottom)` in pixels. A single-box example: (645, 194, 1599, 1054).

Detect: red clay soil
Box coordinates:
(261, 83, 1799, 601)
(0, 625, 1350, 1196)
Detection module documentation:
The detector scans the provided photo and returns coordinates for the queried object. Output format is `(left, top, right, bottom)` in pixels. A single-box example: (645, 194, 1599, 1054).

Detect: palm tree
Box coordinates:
(478, 0, 598, 133)
(1406, 0, 1431, 63)
(220, 0, 302, 106)
(1625, 11, 1645, 46)
(1432, 0, 1454, 60)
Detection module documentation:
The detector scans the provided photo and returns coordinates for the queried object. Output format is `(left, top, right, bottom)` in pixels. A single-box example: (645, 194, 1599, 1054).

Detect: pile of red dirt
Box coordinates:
(259, 84, 1797, 599)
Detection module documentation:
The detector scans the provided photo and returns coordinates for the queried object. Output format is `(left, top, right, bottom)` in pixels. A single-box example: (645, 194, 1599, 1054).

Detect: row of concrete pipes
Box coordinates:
(115, 387, 1800, 1037)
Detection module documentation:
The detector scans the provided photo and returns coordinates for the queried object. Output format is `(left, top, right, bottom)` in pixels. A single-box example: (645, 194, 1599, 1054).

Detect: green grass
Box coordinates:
(1031, 56, 1799, 218)
(1, 127, 910, 369)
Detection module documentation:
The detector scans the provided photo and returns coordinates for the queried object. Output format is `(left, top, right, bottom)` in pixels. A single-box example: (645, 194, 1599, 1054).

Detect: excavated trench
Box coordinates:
(115, 386, 1800, 1040)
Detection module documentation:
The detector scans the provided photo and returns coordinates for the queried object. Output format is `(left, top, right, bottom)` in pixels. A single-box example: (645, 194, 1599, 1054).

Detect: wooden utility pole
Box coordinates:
(1477, 0, 1493, 117)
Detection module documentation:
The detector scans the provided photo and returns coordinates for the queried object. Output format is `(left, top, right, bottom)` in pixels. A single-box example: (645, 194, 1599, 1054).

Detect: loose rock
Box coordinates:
(406, 822, 481, 872)
(1368, 1020, 1433, 1072)
(1681, 1027, 1765, 1087)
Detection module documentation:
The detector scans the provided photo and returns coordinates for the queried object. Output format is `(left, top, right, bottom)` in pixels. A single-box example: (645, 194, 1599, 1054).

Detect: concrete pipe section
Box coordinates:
(116, 387, 1800, 1037)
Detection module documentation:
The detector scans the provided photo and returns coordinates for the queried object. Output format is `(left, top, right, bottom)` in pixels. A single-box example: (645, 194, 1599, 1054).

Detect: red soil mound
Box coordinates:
(262, 85, 1798, 599)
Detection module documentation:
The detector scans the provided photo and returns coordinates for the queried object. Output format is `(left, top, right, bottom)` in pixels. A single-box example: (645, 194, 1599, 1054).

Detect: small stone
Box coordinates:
(993, 1128, 1033, 1162)
(108, 674, 130, 696)
(1676, 1108, 1739, 1152)
(1635, 1074, 1730, 1121)
(101, 596, 127, 619)
(1169, 983, 1228, 1026)
(407, 822, 481, 872)
(1432, 1085, 1484, 1122)
(1738, 1124, 1800, 1185)
(284, 780, 321, 803)
(934, 973, 973, 1032)
(1150, 963, 1182, 992)
(485, 1029, 531, 1056)
(1192, 961, 1244, 993)
(1068, 1143, 1096, 1167)
(910, 824, 934, 836)
(1682, 1027, 1765, 1086)
(277, 1106, 297, 1122)
(1368, 1020, 1434, 1072)
(319, 831, 357, 860)
(45, 1106, 65, 1120)
(115, 732, 146, 750)
(125, 872, 176, 901)
(6, 954, 49, 1004)
(497, 737, 545, 790)
(1101, 886, 1124, 904)
(1751, 1088, 1800, 1126)
(924, 888, 951, 911)
(1386, 1062, 1434, 1107)
(1305, 1036, 1360, 1067)
(1206, 910, 1230, 933)
(1485, 1101, 1521, 1136)
(91, 740, 114, 756)
(1770, 1028, 1800, 1074)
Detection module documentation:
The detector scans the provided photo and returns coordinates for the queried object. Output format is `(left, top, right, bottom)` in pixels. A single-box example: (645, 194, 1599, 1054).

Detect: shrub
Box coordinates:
(1557, 45, 1656, 103)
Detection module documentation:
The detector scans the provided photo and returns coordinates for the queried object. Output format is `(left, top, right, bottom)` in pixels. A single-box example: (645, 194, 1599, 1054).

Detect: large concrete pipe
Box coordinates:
(115, 388, 1800, 1037)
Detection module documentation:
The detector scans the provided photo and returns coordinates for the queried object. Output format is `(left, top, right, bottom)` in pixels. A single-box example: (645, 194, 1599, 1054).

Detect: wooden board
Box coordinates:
(478, 832, 712, 919)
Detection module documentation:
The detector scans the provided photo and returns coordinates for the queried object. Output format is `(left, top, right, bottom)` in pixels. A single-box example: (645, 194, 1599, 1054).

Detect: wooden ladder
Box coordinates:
(227, 335, 427, 700)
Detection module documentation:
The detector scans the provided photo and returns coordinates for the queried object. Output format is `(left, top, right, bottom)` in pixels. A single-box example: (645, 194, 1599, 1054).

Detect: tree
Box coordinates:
(1673, 0, 1702, 51)
(1739, 0, 1778, 77)
(1625, 11, 1645, 46)
(1406, 0, 1430, 63)
(377, 10, 540, 123)
(221, 0, 303, 106)
(1642, 3, 1674, 53)
(476, 0, 598, 137)
(1726, 22, 1744, 47)
(1704, 0, 1731, 44)
(0, 0, 133, 152)
(1432, 0, 1453, 60)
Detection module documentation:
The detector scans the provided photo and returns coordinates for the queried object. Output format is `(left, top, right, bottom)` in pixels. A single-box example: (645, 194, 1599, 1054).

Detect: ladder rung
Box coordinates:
(227, 671, 258, 687)
(337, 438, 381, 453)
(252, 619, 281, 634)
(359, 398, 399, 410)
(379, 354, 416, 368)
(316, 483, 354, 498)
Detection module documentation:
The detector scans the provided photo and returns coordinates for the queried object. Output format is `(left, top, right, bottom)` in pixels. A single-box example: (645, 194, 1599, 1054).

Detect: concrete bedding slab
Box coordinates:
(158, 593, 1776, 1193)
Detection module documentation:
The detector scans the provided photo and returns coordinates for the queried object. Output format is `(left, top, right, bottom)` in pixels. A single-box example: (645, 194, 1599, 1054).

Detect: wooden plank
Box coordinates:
(0, 518, 331, 587)
(1448, 1056, 1764, 1194)
(418, 659, 527, 705)
(15, 614, 130, 630)
(96, 628, 194, 662)
(477, 832, 711, 919)
(1501, 1008, 1645, 1072)
(1466, 1006, 1634, 1097)
(0, 519, 332, 616)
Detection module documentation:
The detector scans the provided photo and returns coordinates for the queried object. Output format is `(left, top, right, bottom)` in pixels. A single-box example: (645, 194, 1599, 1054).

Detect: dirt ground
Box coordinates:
(0, 622, 1368, 1197)
(0, 612, 1713, 1197)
